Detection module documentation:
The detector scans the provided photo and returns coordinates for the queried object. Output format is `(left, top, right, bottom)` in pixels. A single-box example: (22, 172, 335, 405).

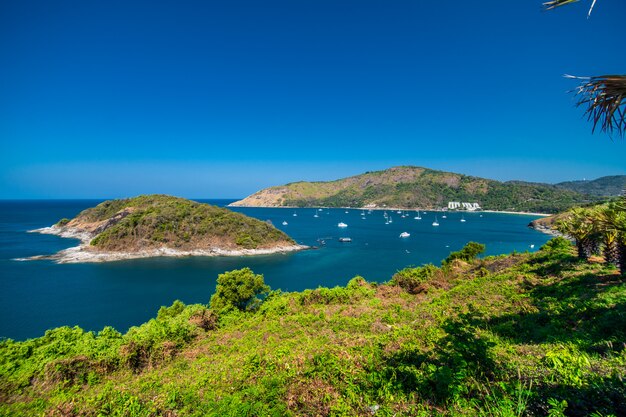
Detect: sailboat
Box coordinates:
(414, 210, 422, 220)
(460, 215, 466, 223)
(314, 210, 319, 218)
(432, 216, 439, 227)
(282, 221, 288, 226)
(293, 211, 297, 217)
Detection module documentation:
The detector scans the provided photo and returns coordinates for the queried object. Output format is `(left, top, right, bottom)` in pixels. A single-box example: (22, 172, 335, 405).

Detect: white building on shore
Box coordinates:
(448, 201, 481, 211)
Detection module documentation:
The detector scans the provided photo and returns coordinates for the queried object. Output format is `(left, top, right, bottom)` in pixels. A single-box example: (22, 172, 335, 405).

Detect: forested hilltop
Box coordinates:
(230, 166, 601, 214)
(556, 176, 626, 197)
(54, 195, 294, 252)
(2, 239, 625, 416)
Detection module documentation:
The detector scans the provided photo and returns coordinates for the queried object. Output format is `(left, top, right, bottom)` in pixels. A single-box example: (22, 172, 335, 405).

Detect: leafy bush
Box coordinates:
(443, 242, 486, 266)
(209, 268, 270, 312)
(298, 276, 375, 305)
(157, 300, 186, 320)
(120, 302, 204, 371)
(540, 237, 573, 254)
(55, 218, 70, 226)
(390, 264, 439, 294)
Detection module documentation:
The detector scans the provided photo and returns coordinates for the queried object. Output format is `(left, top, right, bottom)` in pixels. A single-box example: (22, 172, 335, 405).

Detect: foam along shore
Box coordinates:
(21, 226, 307, 264)
(480, 210, 551, 217)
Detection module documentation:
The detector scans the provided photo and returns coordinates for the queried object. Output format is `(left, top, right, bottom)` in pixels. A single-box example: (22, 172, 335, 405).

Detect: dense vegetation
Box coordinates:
(555, 176, 626, 197)
(2, 239, 625, 416)
(551, 198, 626, 274)
(63, 195, 294, 251)
(233, 166, 600, 213)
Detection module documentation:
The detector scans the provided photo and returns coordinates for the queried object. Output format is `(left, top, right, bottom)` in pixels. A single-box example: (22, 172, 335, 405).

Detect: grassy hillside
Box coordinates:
(2, 240, 625, 416)
(232, 166, 600, 213)
(556, 176, 626, 197)
(60, 195, 294, 251)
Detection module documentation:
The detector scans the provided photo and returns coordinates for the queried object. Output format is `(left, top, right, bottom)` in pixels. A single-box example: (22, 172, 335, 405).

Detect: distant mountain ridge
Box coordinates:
(230, 166, 604, 214)
(555, 175, 626, 197)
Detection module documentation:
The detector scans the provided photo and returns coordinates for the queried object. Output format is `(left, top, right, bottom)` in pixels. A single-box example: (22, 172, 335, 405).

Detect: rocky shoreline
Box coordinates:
(21, 225, 307, 264)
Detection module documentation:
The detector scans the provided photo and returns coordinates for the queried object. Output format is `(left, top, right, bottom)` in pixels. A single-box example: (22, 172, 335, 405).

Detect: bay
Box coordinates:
(0, 200, 549, 340)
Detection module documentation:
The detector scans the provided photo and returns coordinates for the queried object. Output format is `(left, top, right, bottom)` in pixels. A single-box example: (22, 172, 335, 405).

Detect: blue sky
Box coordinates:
(1, 0, 624, 199)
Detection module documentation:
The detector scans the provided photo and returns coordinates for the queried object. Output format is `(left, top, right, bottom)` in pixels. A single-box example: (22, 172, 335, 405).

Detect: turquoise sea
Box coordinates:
(0, 200, 550, 340)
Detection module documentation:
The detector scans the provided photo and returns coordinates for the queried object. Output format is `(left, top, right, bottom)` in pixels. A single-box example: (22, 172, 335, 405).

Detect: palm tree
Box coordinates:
(592, 204, 621, 266)
(554, 207, 596, 259)
(613, 197, 626, 275)
(543, 1, 626, 138)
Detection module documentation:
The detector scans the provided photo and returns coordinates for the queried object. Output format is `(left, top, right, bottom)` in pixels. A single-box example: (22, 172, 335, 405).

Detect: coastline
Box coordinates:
(480, 210, 550, 217)
(22, 226, 307, 264)
(231, 204, 551, 217)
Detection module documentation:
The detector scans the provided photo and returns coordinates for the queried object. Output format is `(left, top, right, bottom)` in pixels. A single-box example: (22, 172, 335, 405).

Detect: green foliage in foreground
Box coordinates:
(2, 240, 626, 416)
(442, 241, 486, 266)
(209, 268, 270, 312)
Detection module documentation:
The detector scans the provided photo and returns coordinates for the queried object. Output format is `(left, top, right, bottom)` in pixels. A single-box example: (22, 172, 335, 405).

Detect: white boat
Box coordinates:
(339, 237, 352, 242)
(314, 211, 319, 218)
(282, 221, 288, 226)
(293, 212, 297, 217)
(399, 232, 410, 238)
(460, 216, 466, 223)
(318, 208, 323, 211)
(432, 216, 439, 227)
(345, 210, 349, 214)
(442, 214, 447, 219)
(388, 216, 393, 223)
(338, 222, 348, 228)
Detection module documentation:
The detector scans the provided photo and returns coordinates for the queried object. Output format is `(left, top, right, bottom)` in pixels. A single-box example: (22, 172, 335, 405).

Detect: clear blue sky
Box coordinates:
(1, 0, 624, 199)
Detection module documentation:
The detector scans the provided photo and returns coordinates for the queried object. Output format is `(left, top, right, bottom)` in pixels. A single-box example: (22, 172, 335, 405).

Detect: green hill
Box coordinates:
(231, 166, 601, 214)
(556, 175, 626, 197)
(2, 240, 625, 416)
(56, 194, 296, 252)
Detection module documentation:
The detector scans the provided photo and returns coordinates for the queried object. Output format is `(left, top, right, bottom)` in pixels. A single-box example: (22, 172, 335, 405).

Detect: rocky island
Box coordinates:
(29, 195, 305, 263)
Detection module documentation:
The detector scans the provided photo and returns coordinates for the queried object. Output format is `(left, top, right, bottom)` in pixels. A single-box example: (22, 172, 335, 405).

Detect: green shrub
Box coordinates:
(209, 268, 270, 312)
(235, 234, 258, 249)
(298, 276, 375, 305)
(540, 237, 573, 254)
(157, 300, 186, 320)
(443, 242, 486, 266)
(56, 218, 70, 226)
(390, 264, 439, 294)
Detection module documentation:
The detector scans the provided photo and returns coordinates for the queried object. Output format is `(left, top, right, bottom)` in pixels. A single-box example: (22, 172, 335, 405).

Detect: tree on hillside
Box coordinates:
(543, 0, 626, 138)
(554, 207, 596, 259)
(209, 268, 270, 312)
(591, 203, 622, 266)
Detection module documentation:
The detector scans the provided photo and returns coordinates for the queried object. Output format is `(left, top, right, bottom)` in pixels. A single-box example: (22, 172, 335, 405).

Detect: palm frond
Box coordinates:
(566, 74, 626, 138)
(542, 0, 596, 16)
(542, 0, 579, 11)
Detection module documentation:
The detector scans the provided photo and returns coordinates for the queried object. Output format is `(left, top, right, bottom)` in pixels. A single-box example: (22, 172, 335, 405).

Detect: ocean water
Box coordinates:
(0, 200, 550, 340)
